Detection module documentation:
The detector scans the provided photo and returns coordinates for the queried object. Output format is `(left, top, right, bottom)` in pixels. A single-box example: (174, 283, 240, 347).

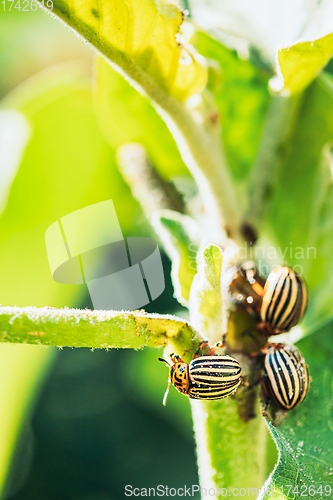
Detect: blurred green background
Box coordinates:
(0, 7, 200, 499)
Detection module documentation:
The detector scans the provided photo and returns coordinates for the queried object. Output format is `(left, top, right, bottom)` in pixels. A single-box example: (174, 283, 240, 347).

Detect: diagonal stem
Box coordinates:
(37, 1, 243, 244)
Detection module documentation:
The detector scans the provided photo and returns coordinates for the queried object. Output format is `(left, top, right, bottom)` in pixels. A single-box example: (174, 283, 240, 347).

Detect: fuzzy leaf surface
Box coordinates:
(261, 322, 333, 499)
(0, 306, 198, 350)
(277, 33, 333, 94)
(38, 0, 207, 101)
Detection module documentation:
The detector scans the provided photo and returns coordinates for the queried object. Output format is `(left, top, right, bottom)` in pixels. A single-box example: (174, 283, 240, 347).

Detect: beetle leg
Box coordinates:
(158, 357, 170, 367)
(192, 340, 209, 359)
(170, 352, 186, 364)
(256, 322, 275, 336)
(243, 262, 265, 296)
(170, 353, 180, 363)
(207, 338, 225, 355)
(162, 377, 172, 406)
(260, 373, 271, 416)
(261, 395, 270, 417)
(250, 281, 264, 297)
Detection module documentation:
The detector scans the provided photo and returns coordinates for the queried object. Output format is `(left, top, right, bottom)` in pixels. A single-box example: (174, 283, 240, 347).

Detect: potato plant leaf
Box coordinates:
(276, 32, 333, 95)
(195, 32, 270, 180)
(261, 322, 333, 499)
(37, 0, 244, 242)
(268, 74, 333, 333)
(39, 0, 207, 101)
(189, 244, 223, 344)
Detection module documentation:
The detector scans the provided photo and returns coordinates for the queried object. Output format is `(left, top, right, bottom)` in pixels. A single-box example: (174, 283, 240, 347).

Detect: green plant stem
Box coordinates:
(191, 398, 269, 499)
(159, 104, 242, 243)
(0, 306, 198, 350)
(39, 2, 243, 243)
(116, 143, 185, 218)
(244, 94, 300, 231)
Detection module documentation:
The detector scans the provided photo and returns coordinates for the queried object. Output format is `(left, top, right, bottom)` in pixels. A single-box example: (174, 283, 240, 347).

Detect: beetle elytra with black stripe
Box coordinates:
(262, 343, 309, 411)
(260, 266, 308, 335)
(233, 264, 308, 335)
(159, 341, 242, 404)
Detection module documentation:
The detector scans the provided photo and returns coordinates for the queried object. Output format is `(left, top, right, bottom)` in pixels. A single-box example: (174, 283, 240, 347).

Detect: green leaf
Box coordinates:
(195, 32, 270, 180)
(39, 0, 207, 101)
(189, 244, 223, 344)
(276, 32, 333, 95)
(188, 0, 333, 74)
(154, 210, 199, 306)
(36, 0, 243, 241)
(0, 306, 198, 350)
(261, 322, 333, 499)
(267, 74, 333, 332)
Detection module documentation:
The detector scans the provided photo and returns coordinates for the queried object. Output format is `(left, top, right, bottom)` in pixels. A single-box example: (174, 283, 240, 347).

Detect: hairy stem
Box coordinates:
(116, 143, 185, 219)
(191, 398, 268, 500)
(38, 1, 242, 243)
(0, 306, 198, 350)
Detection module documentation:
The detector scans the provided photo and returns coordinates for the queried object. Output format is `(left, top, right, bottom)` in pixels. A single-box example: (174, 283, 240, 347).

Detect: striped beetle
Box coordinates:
(260, 266, 308, 334)
(234, 264, 308, 335)
(159, 340, 242, 405)
(262, 343, 309, 411)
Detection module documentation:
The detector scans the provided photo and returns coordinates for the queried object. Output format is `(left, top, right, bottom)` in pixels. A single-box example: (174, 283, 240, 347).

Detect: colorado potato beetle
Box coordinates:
(159, 341, 242, 405)
(262, 343, 309, 410)
(232, 264, 308, 335)
(260, 266, 308, 334)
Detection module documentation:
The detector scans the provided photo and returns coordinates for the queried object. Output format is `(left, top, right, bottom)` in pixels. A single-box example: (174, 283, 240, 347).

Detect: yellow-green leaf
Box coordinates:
(277, 32, 333, 94)
(40, 0, 207, 101)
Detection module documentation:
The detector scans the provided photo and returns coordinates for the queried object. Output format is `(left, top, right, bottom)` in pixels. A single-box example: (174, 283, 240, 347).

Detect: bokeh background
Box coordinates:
(0, 6, 202, 499)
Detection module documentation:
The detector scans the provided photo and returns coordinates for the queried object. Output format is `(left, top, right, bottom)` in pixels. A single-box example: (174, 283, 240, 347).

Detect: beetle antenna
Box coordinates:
(162, 377, 172, 406)
(158, 357, 170, 367)
(159, 358, 172, 405)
